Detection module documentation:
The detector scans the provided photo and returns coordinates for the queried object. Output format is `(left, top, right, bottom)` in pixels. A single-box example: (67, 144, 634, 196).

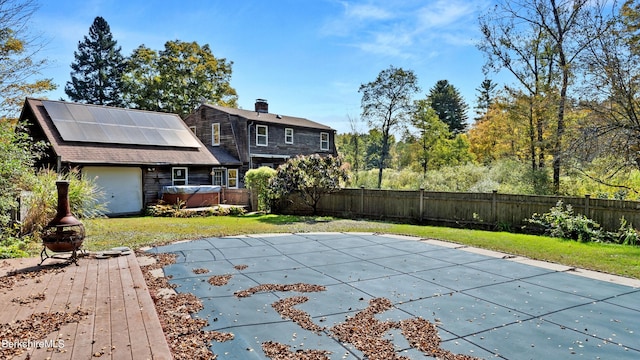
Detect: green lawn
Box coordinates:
(61, 214, 640, 279)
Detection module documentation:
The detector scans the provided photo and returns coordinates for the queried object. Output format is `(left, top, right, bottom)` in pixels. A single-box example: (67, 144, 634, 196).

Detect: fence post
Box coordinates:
(419, 187, 424, 222)
(492, 190, 498, 224)
(360, 186, 365, 217)
(585, 194, 590, 217)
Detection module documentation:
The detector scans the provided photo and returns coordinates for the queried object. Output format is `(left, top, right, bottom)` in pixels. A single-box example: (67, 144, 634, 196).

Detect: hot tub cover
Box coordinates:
(161, 185, 221, 194)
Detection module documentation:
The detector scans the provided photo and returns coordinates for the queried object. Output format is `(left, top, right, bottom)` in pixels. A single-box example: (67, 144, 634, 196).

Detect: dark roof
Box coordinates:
(203, 103, 335, 131)
(21, 98, 221, 166)
(207, 146, 243, 166)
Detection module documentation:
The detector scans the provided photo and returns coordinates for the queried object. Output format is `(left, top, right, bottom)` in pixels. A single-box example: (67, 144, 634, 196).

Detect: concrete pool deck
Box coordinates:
(150, 232, 640, 359)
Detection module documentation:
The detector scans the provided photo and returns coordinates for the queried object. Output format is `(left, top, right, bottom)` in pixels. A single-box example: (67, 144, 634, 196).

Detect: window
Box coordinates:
(172, 167, 188, 186)
(320, 132, 329, 150)
(212, 168, 226, 186)
(189, 126, 197, 135)
(285, 128, 294, 144)
(228, 169, 238, 188)
(256, 125, 268, 146)
(212, 123, 220, 146)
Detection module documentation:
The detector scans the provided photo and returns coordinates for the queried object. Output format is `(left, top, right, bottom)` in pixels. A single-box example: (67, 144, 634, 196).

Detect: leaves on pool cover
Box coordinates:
(234, 283, 327, 298)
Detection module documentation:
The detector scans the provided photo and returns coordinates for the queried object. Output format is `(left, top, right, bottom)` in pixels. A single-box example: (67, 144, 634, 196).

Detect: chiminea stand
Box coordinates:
(39, 181, 86, 266)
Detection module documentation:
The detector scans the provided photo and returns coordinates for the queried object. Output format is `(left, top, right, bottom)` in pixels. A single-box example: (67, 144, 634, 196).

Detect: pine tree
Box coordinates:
(474, 78, 498, 121)
(427, 80, 469, 134)
(65, 16, 126, 106)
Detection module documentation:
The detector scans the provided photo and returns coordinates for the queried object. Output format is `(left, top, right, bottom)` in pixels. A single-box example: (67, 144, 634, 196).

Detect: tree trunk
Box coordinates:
(377, 126, 391, 189)
(551, 0, 568, 195)
(528, 97, 537, 172)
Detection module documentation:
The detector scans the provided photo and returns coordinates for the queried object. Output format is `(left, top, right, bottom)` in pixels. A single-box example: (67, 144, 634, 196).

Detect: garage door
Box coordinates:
(83, 166, 143, 215)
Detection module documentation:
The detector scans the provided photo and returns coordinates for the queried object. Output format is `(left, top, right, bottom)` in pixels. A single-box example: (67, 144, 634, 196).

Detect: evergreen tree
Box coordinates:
(427, 80, 469, 134)
(474, 78, 498, 121)
(65, 16, 126, 106)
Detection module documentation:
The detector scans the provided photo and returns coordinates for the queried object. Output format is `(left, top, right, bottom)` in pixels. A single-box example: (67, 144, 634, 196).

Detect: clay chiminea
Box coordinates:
(40, 180, 85, 265)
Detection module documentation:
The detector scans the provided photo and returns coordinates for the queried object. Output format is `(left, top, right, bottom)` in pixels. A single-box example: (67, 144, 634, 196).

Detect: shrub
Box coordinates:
(271, 155, 348, 215)
(528, 200, 603, 242)
(226, 206, 247, 216)
(245, 166, 277, 212)
(146, 200, 186, 217)
(20, 168, 107, 236)
(615, 217, 639, 246)
(0, 223, 30, 259)
(0, 121, 47, 258)
(145, 202, 246, 218)
(527, 200, 639, 245)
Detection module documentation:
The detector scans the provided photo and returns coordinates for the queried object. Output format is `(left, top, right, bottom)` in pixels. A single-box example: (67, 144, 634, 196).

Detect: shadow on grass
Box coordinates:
(246, 213, 334, 225)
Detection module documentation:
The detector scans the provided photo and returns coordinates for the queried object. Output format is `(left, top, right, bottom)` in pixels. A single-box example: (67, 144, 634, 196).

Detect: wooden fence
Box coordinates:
(281, 188, 640, 232)
(220, 188, 255, 210)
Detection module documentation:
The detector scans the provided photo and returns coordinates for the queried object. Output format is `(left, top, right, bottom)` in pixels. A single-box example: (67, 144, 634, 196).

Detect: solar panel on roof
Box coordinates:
(42, 100, 201, 148)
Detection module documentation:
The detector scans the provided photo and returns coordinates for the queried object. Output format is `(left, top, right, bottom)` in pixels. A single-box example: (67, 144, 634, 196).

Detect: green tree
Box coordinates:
(474, 78, 498, 121)
(412, 100, 450, 174)
(244, 166, 276, 212)
(574, 1, 640, 192)
(0, 0, 55, 117)
(429, 134, 475, 170)
(359, 65, 419, 189)
(427, 80, 469, 135)
(124, 40, 238, 117)
(479, 0, 610, 193)
(393, 132, 419, 171)
(363, 128, 395, 171)
(335, 115, 366, 183)
(270, 154, 348, 215)
(65, 16, 126, 106)
(479, 6, 555, 173)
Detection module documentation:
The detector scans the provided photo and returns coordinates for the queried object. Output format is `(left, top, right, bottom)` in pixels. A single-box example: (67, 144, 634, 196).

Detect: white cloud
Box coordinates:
(357, 30, 414, 58)
(415, 0, 477, 29)
(321, 0, 488, 58)
(343, 3, 393, 21)
(320, 1, 394, 37)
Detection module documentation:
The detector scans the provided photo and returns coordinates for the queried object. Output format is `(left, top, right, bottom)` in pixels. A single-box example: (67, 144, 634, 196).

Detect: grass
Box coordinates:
(27, 214, 640, 280)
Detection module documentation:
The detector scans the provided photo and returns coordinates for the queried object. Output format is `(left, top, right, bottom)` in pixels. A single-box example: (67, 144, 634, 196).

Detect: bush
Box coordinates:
(615, 217, 639, 246)
(20, 168, 107, 236)
(527, 200, 639, 245)
(145, 202, 246, 217)
(0, 121, 47, 258)
(245, 166, 277, 212)
(271, 155, 348, 215)
(145, 200, 187, 217)
(528, 200, 603, 242)
(0, 223, 30, 259)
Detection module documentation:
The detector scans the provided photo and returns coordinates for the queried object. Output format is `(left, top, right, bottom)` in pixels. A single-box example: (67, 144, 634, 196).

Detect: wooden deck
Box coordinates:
(0, 253, 172, 360)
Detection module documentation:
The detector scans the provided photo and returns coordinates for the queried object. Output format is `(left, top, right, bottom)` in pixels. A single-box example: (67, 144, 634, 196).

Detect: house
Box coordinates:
(19, 98, 221, 215)
(183, 99, 337, 188)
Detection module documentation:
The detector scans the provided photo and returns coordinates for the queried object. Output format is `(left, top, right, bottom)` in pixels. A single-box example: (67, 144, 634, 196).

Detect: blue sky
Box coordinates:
(32, 0, 499, 134)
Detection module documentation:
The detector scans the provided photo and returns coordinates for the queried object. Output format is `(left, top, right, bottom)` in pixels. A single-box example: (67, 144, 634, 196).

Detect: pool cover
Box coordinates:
(149, 232, 640, 359)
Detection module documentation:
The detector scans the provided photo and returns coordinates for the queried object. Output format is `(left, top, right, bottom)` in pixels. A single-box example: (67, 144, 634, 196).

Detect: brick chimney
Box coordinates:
(255, 99, 268, 113)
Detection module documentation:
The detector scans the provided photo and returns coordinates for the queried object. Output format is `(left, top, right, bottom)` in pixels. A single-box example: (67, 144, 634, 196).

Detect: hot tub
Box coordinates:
(161, 185, 221, 208)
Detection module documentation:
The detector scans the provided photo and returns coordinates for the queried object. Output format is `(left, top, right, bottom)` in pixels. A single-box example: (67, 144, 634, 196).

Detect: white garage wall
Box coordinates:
(83, 166, 143, 215)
